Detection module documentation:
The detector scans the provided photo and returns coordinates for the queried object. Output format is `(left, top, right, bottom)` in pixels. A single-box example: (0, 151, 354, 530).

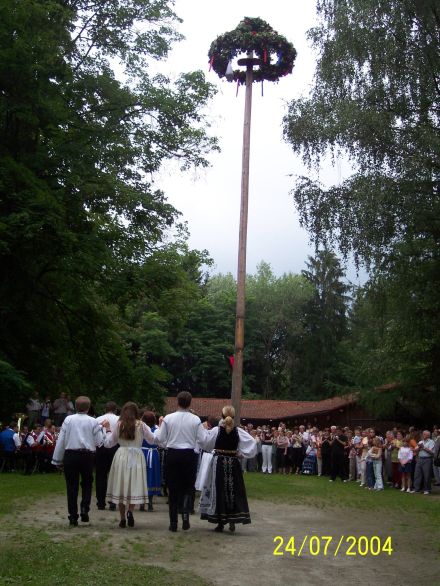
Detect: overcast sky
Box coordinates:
(153, 1, 364, 284)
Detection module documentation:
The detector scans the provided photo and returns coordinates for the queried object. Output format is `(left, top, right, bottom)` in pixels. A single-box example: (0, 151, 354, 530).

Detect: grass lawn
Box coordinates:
(244, 472, 440, 526)
(0, 471, 438, 584)
(0, 473, 209, 586)
(0, 471, 65, 516)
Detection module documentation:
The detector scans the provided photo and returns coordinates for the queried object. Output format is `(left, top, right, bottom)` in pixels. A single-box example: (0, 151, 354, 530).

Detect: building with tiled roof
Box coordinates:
(164, 395, 380, 428)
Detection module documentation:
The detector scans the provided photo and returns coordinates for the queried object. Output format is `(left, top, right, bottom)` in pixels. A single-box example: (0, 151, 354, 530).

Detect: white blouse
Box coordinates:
(104, 421, 155, 448)
(200, 426, 257, 459)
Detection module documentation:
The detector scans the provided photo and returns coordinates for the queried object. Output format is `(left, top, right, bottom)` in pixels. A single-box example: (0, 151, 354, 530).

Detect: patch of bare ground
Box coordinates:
(8, 493, 439, 586)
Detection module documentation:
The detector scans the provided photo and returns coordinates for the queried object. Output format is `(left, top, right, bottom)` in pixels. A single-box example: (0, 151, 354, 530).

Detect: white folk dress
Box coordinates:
(105, 421, 155, 506)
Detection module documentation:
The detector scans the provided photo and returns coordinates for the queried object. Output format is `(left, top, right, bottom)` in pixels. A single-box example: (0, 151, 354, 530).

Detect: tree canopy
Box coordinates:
(283, 0, 440, 416)
(0, 0, 218, 415)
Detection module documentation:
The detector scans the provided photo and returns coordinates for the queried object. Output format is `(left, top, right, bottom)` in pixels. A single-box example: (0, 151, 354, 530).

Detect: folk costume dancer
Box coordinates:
(199, 405, 257, 533)
(140, 411, 162, 511)
(95, 401, 120, 510)
(195, 416, 218, 491)
(154, 391, 209, 532)
(103, 402, 155, 528)
(52, 396, 105, 526)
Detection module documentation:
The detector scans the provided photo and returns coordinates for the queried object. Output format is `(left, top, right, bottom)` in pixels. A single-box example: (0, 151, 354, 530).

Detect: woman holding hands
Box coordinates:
(102, 402, 155, 528)
(199, 405, 257, 533)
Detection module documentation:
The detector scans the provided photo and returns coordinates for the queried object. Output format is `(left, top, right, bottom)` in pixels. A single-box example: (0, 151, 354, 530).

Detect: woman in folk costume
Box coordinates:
(195, 416, 218, 491)
(140, 411, 162, 511)
(199, 405, 257, 533)
(103, 402, 155, 528)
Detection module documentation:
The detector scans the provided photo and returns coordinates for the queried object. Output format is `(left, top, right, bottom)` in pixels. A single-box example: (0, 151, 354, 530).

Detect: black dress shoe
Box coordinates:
(127, 511, 134, 527)
(119, 519, 126, 528)
(80, 512, 89, 523)
(229, 522, 235, 532)
(169, 523, 178, 532)
(108, 503, 116, 511)
(214, 523, 224, 532)
(97, 506, 106, 511)
(69, 517, 78, 526)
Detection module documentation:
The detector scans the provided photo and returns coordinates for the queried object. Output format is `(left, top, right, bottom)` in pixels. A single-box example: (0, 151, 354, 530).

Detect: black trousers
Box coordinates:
(64, 450, 95, 520)
(95, 445, 119, 508)
(331, 453, 347, 481)
(165, 449, 198, 523)
(21, 450, 36, 474)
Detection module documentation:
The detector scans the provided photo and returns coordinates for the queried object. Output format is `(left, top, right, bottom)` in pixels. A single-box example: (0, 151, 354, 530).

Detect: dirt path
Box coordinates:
(16, 494, 439, 585)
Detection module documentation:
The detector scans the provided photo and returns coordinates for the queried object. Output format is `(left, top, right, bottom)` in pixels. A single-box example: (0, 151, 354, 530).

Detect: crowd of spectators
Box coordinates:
(0, 391, 78, 473)
(1, 393, 439, 497)
(239, 422, 440, 495)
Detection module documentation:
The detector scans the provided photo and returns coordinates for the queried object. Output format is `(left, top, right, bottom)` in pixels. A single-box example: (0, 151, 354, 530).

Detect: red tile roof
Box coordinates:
(164, 395, 356, 420)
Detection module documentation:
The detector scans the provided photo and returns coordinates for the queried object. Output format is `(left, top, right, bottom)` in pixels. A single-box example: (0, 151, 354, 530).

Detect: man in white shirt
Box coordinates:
(52, 396, 104, 526)
(95, 401, 119, 510)
(154, 391, 208, 532)
(414, 430, 436, 495)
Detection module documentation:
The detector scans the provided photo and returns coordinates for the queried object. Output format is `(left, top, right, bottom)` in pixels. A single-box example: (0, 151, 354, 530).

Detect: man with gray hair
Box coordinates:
(413, 430, 435, 495)
(52, 396, 104, 525)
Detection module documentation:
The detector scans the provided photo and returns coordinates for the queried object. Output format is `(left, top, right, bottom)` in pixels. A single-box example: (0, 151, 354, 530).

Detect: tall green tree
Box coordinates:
(0, 0, 218, 415)
(168, 264, 313, 400)
(167, 273, 236, 397)
(297, 250, 351, 397)
(245, 262, 313, 398)
(283, 0, 440, 404)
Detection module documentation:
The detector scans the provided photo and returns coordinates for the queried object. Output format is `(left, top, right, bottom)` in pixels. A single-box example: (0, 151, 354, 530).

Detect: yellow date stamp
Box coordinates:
(273, 535, 393, 557)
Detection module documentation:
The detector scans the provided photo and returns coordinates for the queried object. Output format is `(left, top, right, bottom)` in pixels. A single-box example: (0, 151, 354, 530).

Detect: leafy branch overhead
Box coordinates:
(283, 0, 440, 409)
(0, 0, 218, 412)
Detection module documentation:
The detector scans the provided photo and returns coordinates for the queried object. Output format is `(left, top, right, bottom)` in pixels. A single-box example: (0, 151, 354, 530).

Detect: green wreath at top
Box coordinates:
(208, 17, 296, 84)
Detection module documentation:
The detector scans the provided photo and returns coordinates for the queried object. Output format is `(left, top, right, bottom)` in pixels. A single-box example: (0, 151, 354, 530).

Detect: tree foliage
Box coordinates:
(166, 263, 315, 400)
(245, 262, 313, 398)
(283, 0, 440, 410)
(0, 0, 218, 416)
(297, 250, 351, 397)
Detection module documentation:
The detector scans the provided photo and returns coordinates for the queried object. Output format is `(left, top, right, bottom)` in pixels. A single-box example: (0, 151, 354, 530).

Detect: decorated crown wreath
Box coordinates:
(208, 17, 296, 85)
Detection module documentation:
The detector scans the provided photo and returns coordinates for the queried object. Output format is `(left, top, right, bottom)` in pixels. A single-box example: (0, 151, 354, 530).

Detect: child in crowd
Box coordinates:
(398, 438, 413, 493)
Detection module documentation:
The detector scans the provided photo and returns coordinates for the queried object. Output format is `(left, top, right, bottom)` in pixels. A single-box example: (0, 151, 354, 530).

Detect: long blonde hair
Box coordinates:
(221, 405, 235, 434)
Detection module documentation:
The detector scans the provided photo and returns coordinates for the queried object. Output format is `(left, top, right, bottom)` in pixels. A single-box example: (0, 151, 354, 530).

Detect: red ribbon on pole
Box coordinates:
(263, 48, 267, 63)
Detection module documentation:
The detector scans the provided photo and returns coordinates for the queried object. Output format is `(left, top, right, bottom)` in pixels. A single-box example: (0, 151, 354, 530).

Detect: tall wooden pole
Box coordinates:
(231, 59, 254, 423)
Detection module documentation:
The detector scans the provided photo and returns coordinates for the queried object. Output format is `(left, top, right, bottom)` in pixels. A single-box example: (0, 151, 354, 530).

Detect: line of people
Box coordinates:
(48, 392, 257, 532)
(240, 423, 440, 495)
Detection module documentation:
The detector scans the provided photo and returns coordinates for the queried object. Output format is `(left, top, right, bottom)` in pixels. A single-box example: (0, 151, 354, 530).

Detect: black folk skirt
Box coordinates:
(199, 453, 251, 525)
